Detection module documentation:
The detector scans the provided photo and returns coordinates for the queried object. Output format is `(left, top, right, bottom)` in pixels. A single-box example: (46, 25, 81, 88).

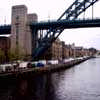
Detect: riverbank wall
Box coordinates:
(31, 56, 91, 73)
(0, 56, 92, 81)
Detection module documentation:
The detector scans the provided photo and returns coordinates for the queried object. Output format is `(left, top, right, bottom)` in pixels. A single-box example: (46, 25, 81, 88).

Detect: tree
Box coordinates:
(8, 50, 25, 63)
(8, 44, 26, 62)
(0, 49, 5, 64)
(89, 47, 97, 55)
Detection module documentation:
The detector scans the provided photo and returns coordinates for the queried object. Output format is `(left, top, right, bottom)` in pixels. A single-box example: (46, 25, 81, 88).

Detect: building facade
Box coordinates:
(42, 39, 94, 60)
(42, 38, 63, 60)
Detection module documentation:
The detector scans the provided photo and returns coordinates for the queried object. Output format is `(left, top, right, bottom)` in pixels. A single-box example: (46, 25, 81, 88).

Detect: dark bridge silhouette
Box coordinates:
(31, 19, 100, 29)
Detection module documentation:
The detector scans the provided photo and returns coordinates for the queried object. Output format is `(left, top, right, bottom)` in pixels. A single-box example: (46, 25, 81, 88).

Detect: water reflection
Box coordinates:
(53, 58, 100, 100)
(9, 73, 55, 100)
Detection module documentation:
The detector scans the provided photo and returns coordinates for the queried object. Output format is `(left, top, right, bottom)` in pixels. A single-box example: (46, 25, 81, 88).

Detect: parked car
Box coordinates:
(47, 60, 58, 65)
(38, 60, 47, 65)
(63, 59, 71, 63)
(27, 62, 32, 68)
(19, 62, 29, 68)
(37, 62, 44, 67)
(31, 62, 36, 67)
(31, 61, 38, 67)
(0, 64, 13, 72)
(0, 64, 6, 72)
(32, 60, 46, 67)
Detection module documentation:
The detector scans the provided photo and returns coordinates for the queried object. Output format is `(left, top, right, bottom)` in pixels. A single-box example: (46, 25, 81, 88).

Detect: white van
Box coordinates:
(0, 64, 13, 72)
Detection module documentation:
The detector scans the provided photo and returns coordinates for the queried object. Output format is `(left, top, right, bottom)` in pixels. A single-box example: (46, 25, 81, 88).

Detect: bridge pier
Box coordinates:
(10, 5, 38, 57)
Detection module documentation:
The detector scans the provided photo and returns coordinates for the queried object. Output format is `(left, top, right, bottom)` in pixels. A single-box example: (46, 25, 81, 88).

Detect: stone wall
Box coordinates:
(11, 5, 38, 57)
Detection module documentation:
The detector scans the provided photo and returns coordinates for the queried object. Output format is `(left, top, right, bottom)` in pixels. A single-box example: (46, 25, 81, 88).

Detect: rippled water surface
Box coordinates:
(0, 58, 100, 100)
(53, 58, 100, 100)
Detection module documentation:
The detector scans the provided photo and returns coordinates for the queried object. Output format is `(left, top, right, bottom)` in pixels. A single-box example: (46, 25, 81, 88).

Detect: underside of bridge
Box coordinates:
(0, 25, 11, 35)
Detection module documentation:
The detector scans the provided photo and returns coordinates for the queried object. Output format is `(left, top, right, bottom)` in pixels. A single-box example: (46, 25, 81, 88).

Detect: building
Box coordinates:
(62, 42, 71, 59)
(42, 38, 63, 60)
(52, 38, 62, 60)
(41, 39, 94, 60)
(74, 46, 83, 57)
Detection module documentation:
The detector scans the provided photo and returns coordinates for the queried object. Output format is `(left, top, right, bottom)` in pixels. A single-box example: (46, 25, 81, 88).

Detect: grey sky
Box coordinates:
(0, 0, 100, 50)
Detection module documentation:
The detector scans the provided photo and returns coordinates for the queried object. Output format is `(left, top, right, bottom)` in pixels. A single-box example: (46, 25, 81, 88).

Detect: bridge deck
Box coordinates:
(0, 19, 100, 34)
(0, 25, 11, 34)
(31, 19, 100, 29)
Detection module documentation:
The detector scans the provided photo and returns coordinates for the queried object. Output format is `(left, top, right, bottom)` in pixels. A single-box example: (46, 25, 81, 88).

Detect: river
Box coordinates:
(0, 58, 100, 100)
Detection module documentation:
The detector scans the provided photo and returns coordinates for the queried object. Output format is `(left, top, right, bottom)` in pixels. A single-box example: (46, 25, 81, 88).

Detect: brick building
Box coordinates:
(62, 42, 71, 59)
(41, 38, 93, 60)
(42, 38, 63, 60)
(52, 38, 62, 60)
(73, 46, 92, 57)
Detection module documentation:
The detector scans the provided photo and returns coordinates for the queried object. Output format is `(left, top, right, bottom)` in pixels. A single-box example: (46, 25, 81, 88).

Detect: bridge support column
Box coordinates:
(11, 5, 38, 59)
(11, 5, 28, 56)
(31, 28, 38, 59)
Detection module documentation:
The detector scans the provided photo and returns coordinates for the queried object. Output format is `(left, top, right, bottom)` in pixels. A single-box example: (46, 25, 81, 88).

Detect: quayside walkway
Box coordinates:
(0, 56, 92, 80)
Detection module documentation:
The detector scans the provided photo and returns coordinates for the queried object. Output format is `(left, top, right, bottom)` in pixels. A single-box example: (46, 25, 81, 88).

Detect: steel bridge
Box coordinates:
(0, 0, 99, 60)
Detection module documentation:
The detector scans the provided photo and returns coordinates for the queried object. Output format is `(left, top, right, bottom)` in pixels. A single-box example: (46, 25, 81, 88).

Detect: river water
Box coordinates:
(0, 58, 100, 100)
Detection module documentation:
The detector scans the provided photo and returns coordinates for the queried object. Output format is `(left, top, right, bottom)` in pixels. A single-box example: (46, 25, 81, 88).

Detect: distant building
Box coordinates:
(74, 46, 83, 57)
(73, 46, 92, 57)
(40, 40, 94, 60)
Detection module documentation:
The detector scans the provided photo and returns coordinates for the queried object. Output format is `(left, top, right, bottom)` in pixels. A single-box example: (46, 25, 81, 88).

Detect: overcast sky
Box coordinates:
(0, 0, 100, 50)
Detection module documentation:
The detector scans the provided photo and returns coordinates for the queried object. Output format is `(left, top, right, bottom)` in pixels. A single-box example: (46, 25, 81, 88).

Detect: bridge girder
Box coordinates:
(58, 0, 99, 20)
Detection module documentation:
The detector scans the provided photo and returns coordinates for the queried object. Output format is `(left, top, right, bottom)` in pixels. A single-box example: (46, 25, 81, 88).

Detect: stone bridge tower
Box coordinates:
(11, 5, 38, 57)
